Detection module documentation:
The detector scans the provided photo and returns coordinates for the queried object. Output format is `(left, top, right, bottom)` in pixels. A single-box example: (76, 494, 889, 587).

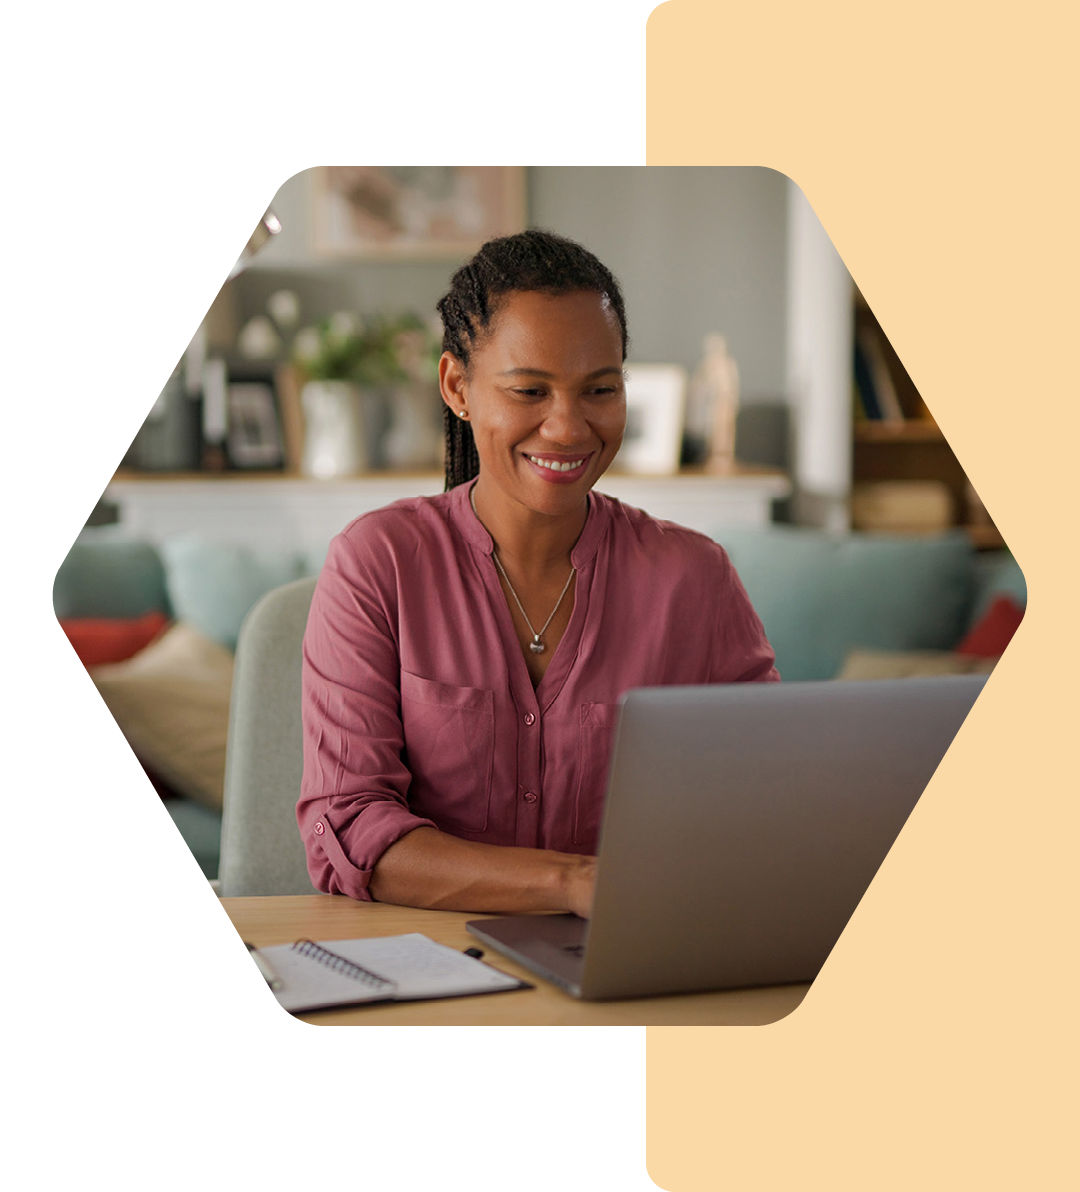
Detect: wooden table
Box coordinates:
(220, 895, 809, 1026)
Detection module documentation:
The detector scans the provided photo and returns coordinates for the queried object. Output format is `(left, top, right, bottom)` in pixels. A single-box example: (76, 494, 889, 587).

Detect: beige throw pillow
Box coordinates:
(836, 648, 998, 681)
(91, 621, 234, 812)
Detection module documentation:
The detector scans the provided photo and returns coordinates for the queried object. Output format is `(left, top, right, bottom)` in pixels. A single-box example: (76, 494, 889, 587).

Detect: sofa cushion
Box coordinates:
(160, 537, 309, 650)
(955, 594, 1025, 658)
(60, 610, 170, 667)
(53, 532, 171, 619)
(969, 551, 1027, 629)
(712, 526, 976, 681)
(836, 648, 997, 681)
(90, 621, 234, 812)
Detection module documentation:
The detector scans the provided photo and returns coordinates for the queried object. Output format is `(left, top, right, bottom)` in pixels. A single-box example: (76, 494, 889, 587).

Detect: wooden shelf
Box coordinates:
(852, 299, 1005, 551)
(853, 420, 944, 443)
(110, 461, 789, 485)
(109, 466, 441, 483)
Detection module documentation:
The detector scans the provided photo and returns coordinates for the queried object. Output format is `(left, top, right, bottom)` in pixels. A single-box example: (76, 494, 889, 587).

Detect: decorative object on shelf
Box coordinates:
(382, 381, 443, 470)
(611, 363, 688, 476)
(200, 358, 230, 472)
(236, 315, 283, 361)
(266, 289, 300, 331)
(682, 334, 741, 471)
(292, 311, 442, 474)
(226, 382, 284, 469)
(312, 166, 526, 259)
(123, 363, 202, 472)
(300, 380, 368, 479)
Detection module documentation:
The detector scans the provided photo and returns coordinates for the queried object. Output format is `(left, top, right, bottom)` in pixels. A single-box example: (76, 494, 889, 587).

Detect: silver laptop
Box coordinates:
(467, 675, 987, 1000)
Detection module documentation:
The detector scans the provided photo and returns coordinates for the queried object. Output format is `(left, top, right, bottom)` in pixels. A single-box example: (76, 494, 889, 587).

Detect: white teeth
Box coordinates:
(528, 456, 585, 472)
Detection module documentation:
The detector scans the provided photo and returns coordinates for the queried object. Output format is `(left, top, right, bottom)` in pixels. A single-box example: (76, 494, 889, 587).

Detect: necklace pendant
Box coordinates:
(529, 639, 545, 655)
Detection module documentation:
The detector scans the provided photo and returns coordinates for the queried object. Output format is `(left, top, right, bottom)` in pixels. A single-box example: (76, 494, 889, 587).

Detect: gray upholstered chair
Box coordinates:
(218, 576, 319, 896)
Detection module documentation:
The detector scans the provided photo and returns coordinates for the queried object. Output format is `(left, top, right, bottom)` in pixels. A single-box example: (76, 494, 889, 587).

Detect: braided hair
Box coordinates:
(436, 229, 629, 490)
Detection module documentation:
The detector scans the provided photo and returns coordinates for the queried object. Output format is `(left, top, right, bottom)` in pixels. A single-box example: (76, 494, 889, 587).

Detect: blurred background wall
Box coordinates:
(235, 165, 790, 405)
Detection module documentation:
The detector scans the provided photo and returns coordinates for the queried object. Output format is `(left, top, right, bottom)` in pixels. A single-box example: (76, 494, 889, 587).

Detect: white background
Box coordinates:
(2, 3, 660, 1189)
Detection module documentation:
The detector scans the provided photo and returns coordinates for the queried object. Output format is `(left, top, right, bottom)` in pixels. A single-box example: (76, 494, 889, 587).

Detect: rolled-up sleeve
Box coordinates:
(296, 529, 436, 900)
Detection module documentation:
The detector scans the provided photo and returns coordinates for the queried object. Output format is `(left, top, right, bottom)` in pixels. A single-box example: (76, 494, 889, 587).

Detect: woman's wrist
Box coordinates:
(554, 851, 597, 918)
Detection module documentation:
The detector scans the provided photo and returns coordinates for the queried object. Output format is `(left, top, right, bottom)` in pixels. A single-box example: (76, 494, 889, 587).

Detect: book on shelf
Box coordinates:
(248, 933, 531, 1014)
(854, 325, 904, 424)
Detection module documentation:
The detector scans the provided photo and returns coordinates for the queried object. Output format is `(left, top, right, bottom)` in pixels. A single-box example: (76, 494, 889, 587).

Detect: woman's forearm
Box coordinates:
(368, 826, 596, 916)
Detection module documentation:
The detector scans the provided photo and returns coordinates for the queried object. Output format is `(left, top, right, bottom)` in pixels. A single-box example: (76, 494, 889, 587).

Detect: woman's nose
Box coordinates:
(540, 394, 590, 445)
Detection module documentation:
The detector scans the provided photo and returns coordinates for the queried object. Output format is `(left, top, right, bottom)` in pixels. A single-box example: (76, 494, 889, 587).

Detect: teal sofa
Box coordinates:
(54, 523, 1025, 881)
(712, 526, 1024, 682)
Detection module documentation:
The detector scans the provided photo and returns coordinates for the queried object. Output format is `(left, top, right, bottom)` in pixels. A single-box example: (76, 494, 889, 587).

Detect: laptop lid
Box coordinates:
(569, 675, 987, 999)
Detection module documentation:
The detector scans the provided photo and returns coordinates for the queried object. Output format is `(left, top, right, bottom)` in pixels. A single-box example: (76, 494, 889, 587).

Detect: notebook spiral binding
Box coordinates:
(291, 939, 396, 991)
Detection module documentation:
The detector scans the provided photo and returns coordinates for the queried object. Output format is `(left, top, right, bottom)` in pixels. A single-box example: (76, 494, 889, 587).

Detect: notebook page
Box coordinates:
(321, 934, 525, 1001)
(257, 941, 391, 1013)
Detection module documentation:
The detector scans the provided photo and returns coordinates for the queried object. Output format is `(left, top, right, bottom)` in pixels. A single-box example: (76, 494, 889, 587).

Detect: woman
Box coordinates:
(297, 230, 778, 917)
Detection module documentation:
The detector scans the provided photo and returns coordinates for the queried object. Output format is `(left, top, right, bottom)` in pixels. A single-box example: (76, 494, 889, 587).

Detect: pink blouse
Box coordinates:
(297, 482, 779, 900)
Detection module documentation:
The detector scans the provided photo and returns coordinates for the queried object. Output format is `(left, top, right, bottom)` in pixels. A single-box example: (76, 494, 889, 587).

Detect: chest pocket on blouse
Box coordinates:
(399, 671, 494, 834)
(573, 702, 621, 848)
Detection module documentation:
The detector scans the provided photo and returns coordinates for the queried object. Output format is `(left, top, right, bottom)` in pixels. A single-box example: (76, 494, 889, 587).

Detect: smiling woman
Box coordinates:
(296, 230, 779, 918)
(440, 289, 627, 685)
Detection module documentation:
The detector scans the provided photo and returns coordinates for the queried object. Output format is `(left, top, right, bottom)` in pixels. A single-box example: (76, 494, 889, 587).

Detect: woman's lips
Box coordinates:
(523, 452, 593, 483)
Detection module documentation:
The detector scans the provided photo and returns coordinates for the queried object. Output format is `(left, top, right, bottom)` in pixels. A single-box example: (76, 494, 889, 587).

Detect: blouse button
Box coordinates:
(523, 791, 538, 804)
(524, 712, 536, 726)
(313, 821, 325, 836)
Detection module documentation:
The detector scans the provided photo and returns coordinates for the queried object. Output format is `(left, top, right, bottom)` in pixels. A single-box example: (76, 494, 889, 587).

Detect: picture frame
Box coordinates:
(226, 381, 284, 469)
(610, 363, 688, 476)
(312, 166, 527, 260)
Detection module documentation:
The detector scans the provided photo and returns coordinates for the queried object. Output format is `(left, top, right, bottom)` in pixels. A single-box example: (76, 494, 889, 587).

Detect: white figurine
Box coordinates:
(695, 333, 740, 472)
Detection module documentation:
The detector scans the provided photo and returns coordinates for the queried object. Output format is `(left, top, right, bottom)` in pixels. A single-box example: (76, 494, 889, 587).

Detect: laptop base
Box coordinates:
(466, 914, 587, 997)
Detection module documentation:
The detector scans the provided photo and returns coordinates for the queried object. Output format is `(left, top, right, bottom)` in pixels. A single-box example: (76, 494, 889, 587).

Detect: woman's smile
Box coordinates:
(523, 451, 594, 482)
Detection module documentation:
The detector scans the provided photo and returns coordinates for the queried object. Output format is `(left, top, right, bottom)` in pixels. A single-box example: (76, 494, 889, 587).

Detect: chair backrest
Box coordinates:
(218, 576, 319, 896)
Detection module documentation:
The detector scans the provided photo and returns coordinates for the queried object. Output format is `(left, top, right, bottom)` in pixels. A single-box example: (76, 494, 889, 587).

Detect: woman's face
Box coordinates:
(440, 289, 626, 519)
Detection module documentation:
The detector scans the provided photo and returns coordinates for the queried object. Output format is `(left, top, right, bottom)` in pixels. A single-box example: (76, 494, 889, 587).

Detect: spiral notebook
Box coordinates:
(250, 934, 531, 1013)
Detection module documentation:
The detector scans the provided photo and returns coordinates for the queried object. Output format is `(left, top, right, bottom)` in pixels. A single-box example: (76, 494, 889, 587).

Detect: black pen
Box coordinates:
(245, 941, 283, 990)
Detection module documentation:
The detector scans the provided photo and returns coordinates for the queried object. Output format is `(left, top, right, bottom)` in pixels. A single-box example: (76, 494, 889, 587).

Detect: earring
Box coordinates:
(457, 410, 468, 419)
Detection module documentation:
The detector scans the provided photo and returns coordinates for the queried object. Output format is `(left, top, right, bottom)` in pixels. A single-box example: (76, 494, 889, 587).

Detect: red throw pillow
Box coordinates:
(60, 611, 170, 668)
(955, 595, 1025, 658)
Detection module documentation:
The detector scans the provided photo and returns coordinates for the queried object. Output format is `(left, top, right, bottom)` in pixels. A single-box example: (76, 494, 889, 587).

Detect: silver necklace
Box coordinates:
(471, 485, 576, 655)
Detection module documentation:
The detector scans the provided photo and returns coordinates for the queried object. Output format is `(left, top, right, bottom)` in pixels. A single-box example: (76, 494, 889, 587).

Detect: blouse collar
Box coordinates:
(449, 479, 609, 568)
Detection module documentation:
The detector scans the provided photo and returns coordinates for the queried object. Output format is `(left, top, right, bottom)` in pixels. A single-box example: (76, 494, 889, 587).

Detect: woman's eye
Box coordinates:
(512, 387, 546, 398)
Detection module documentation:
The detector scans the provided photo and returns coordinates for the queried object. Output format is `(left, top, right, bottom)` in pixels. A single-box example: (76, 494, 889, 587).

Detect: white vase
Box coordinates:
(382, 382, 443, 470)
(300, 381, 367, 478)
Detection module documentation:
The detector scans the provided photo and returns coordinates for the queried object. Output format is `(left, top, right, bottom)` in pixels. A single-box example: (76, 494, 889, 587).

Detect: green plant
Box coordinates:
(292, 311, 440, 386)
